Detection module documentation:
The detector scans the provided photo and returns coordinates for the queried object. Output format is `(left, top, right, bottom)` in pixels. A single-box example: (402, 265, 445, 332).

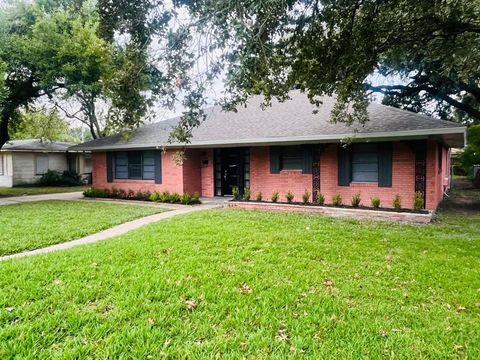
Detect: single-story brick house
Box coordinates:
(70, 91, 466, 210)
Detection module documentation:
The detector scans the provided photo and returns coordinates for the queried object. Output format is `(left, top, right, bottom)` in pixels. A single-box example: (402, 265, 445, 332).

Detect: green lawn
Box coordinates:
(0, 200, 166, 256)
(0, 186, 88, 197)
(0, 198, 479, 358)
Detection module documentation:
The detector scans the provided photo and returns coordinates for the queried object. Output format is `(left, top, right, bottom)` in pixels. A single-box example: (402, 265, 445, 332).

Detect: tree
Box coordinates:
(8, 110, 72, 142)
(68, 126, 94, 143)
(458, 125, 480, 175)
(167, 0, 480, 137)
(28, 4, 118, 140)
(95, 0, 211, 144)
(0, 0, 157, 149)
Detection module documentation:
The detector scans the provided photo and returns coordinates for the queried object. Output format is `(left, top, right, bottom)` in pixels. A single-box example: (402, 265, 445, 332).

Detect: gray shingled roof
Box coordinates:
(1, 139, 75, 152)
(70, 91, 466, 151)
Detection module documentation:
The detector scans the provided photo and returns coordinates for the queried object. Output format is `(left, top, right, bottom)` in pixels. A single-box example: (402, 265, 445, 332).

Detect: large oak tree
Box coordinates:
(170, 0, 480, 137)
(0, 0, 163, 149)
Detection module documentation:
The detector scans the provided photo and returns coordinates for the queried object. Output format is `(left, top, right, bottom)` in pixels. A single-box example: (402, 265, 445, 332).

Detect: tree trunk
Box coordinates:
(0, 114, 10, 150)
(0, 103, 15, 150)
(80, 93, 103, 140)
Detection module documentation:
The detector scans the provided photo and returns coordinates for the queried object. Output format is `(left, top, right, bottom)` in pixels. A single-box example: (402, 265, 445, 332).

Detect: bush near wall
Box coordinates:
(83, 188, 201, 205)
(230, 191, 427, 213)
(38, 170, 83, 186)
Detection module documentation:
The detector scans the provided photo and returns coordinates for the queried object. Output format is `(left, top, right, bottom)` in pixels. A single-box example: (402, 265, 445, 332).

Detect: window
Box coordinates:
(35, 154, 49, 175)
(0, 155, 3, 176)
(281, 146, 304, 170)
(351, 144, 378, 182)
(270, 145, 312, 174)
(114, 151, 156, 180)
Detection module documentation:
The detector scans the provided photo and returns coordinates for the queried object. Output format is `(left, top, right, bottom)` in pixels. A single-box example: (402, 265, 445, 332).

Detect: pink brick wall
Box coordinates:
(91, 140, 449, 209)
(200, 149, 214, 197)
(250, 146, 312, 202)
(248, 141, 446, 210)
(426, 141, 449, 210)
(182, 149, 202, 195)
(320, 142, 417, 209)
(92, 150, 184, 194)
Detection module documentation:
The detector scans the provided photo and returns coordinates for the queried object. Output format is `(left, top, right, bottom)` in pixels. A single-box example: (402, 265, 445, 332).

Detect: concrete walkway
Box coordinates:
(0, 203, 220, 262)
(0, 191, 84, 206)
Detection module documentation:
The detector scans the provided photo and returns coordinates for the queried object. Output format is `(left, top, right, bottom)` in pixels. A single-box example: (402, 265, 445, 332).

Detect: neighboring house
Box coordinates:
(0, 139, 92, 187)
(70, 91, 466, 210)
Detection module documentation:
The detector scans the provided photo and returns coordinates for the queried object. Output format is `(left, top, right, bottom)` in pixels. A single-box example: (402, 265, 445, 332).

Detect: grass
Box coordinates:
(0, 186, 88, 197)
(0, 200, 166, 256)
(0, 199, 479, 358)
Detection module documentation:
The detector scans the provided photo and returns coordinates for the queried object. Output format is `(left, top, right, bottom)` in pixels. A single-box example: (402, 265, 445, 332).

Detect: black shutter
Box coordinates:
(106, 152, 114, 183)
(338, 145, 351, 186)
(302, 145, 313, 174)
(378, 142, 393, 187)
(154, 150, 162, 184)
(270, 146, 281, 174)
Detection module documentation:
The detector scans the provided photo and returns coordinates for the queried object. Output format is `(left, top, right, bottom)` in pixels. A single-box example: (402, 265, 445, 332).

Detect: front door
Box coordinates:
(221, 149, 244, 195)
(214, 148, 250, 196)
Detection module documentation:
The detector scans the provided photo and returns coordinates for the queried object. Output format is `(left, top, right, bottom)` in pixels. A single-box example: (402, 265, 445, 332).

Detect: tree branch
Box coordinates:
(368, 83, 480, 121)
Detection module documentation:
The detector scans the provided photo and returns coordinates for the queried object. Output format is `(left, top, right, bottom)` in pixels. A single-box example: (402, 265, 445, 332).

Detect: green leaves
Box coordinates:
(8, 110, 72, 142)
(458, 125, 480, 174)
(175, 0, 480, 129)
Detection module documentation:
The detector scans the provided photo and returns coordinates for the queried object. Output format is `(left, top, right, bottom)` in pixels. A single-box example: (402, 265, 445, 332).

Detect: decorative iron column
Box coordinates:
(312, 145, 325, 202)
(409, 140, 427, 209)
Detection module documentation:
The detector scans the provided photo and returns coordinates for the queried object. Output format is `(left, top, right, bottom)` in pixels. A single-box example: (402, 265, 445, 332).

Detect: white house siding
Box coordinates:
(0, 152, 13, 187)
(12, 152, 68, 186)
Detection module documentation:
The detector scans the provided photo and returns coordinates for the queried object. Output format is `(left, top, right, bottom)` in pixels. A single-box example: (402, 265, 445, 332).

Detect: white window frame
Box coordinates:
(0, 154, 4, 176)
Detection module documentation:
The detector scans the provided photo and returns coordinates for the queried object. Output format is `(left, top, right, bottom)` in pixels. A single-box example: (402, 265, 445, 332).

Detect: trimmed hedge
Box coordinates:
(83, 188, 201, 205)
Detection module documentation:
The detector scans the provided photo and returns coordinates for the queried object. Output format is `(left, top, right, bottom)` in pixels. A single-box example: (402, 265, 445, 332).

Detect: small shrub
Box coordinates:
(332, 194, 342, 206)
(38, 170, 62, 186)
(135, 190, 147, 201)
(393, 194, 402, 210)
(170, 192, 181, 203)
(83, 187, 106, 198)
(60, 170, 82, 186)
(243, 187, 251, 201)
(351, 193, 361, 208)
(285, 191, 294, 203)
(143, 191, 152, 200)
(83, 187, 202, 205)
(159, 191, 170, 202)
(302, 190, 310, 205)
(232, 186, 240, 200)
(271, 191, 279, 203)
(413, 191, 424, 210)
(371, 197, 381, 209)
(150, 192, 160, 201)
(191, 192, 201, 204)
(181, 192, 192, 205)
(110, 187, 120, 198)
(314, 191, 325, 205)
(118, 189, 126, 199)
(256, 192, 262, 201)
